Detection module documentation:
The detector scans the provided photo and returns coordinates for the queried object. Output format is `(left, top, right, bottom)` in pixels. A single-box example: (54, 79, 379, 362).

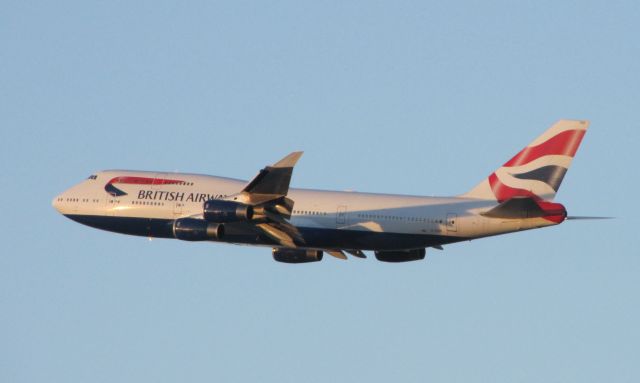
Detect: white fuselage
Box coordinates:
(53, 170, 559, 251)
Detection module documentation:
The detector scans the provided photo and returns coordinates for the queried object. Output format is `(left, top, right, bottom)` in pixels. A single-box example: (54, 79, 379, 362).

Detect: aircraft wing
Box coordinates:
(223, 153, 372, 256)
(232, 152, 304, 247)
(240, 151, 303, 205)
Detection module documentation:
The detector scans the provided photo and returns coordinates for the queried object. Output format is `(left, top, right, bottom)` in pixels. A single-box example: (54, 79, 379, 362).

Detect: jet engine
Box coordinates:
(272, 248, 323, 263)
(374, 248, 426, 262)
(203, 200, 254, 223)
(173, 218, 224, 241)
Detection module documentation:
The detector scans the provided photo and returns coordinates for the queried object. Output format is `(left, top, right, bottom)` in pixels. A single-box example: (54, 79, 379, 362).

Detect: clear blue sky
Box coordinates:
(2, 1, 639, 382)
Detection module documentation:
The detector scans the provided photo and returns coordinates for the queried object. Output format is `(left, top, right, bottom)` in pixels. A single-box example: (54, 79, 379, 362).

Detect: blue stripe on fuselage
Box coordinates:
(63, 214, 466, 250)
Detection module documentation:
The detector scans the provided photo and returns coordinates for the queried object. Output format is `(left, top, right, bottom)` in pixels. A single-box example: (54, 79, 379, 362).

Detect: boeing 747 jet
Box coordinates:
(53, 120, 592, 263)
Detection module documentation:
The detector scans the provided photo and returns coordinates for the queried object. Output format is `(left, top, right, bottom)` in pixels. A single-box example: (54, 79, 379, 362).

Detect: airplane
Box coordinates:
(53, 119, 596, 263)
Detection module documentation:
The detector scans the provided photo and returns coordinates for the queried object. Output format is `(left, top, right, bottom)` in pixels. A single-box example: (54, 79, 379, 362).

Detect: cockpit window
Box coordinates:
(87, 175, 98, 180)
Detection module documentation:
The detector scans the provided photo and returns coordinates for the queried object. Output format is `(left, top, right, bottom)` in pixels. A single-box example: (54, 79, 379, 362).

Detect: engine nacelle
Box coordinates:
(203, 200, 254, 223)
(173, 218, 224, 241)
(374, 248, 426, 262)
(272, 248, 323, 263)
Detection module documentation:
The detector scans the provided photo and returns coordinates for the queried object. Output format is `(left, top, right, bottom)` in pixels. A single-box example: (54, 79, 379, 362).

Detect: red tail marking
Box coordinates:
(537, 200, 567, 223)
(488, 173, 537, 202)
(489, 174, 567, 223)
(503, 129, 586, 167)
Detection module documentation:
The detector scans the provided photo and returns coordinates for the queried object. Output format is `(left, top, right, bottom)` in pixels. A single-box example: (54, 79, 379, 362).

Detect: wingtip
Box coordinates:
(273, 151, 304, 168)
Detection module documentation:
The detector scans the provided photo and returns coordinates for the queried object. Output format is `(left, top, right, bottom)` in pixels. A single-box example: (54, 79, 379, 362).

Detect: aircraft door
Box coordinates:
(103, 193, 116, 216)
(446, 213, 458, 232)
(173, 202, 184, 217)
(336, 205, 348, 226)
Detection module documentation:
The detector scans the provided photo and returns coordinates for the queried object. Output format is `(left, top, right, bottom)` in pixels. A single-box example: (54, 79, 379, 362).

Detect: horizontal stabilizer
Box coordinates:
(482, 197, 566, 220)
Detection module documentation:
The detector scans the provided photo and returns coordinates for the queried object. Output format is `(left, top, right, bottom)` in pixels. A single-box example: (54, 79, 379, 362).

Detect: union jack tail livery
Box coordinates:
(463, 120, 589, 202)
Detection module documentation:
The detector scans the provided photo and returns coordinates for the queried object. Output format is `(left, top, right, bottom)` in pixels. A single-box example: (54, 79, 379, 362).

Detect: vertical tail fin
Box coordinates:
(463, 120, 589, 201)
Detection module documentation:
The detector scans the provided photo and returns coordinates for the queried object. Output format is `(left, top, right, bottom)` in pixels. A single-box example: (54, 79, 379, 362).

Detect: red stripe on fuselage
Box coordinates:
(107, 176, 184, 186)
(503, 129, 586, 167)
